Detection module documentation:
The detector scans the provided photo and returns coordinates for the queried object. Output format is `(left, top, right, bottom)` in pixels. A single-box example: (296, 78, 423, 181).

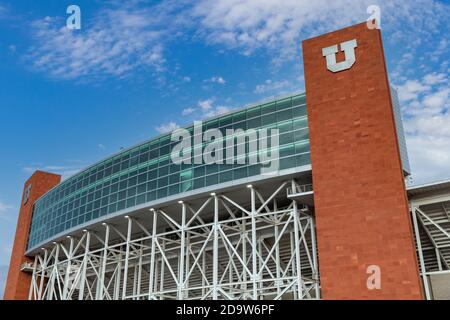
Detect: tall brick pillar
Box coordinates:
(302, 22, 423, 299)
(4, 171, 61, 300)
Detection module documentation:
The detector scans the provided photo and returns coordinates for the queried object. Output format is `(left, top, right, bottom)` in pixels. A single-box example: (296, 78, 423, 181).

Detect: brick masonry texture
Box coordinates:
(302, 22, 423, 299)
(4, 171, 61, 300)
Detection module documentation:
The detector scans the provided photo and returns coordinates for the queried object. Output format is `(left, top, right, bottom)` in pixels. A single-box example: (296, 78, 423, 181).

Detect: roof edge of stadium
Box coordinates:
(407, 178, 450, 196)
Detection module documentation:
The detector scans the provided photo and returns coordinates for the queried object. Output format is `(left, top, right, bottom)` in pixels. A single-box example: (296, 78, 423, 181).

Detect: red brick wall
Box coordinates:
(3, 171, 61, 300)
(302, 22, 423, 299)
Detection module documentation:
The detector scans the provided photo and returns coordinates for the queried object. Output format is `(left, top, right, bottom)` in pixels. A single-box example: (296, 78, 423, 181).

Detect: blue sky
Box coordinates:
(0, 0, 449, 296)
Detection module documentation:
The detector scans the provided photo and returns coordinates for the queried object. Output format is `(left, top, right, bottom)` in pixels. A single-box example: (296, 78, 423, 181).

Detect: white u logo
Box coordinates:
(322, 39, 358, 73)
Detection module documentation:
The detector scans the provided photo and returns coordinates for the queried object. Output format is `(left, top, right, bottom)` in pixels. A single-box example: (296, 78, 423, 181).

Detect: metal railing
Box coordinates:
(287, 183, 313, 196)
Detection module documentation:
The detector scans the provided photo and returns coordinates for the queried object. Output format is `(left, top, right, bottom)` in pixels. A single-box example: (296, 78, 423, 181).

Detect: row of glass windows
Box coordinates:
(30, 151, 311, 246)
(35, 96, 306, 209)
(30, 137, 310, 238)
(35, 116, 308, 218)
(28, 94, 309, 249)
(32, 139, 309, 226)
(33, 118, 308, 216)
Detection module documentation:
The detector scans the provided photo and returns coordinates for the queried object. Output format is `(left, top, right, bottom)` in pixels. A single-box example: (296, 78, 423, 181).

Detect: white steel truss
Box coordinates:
(410, 197, 450, 300)
(28, 180, 320, 300)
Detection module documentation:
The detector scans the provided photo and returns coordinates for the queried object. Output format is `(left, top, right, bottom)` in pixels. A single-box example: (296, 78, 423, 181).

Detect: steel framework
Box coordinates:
(410, 194, 450, 300)
(28, 180, 320, 300)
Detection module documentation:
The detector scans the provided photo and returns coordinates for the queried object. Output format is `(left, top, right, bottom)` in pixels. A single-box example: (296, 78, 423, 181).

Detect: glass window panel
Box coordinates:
(246, 106, 261, 119)
(292, 95, 306, 107)
(136, 194, 146, 205)
(169, 173, 180, 185)
(117, 200, 126, 211)
(233, 166, 247, 179)
(157, 188, 167, 198)
(137, 183, 146, 195)
(219, 170, 233, 183)
(261, 113, 277, 126)
(260, 102, 276, 115)
(277, 109, 292, 122)
(206, 164, 218, 175)
(248, 164, 260, 177)
(194, 177, 205, 189)
(280, 132, 294, 145)
(126, 197, 136, 208)
(158, 177, 168, 188)
(232, 111, 246, 123)
(147, 180, 157, 191)
(296, 153, 310, 166)
(294, 129, 309, 141)
(194, 166, 205, 178)
(219, 115, 232, 127)
(181, 180, 192, 192)
(205, 174, 218, 186)
(168, 184, 179, 196)
(246, 117, 261, 129)
(293, 105, 307, 118)
(146, 191, 156, 202)
(280, 156, 296, 170)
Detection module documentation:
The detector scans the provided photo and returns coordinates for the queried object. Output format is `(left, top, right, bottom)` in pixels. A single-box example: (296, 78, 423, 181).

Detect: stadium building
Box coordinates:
(4, 22, 450, 300)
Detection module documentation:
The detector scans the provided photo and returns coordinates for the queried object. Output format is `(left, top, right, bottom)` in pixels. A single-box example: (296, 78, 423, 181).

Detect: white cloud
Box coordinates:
(196, 98, 232, 118)
(27, 3, 183, 81)
(155, 122, 179, 134)
(406, 132, 450, 184)
(254, 79, 291, 94)
(22, 0, 450, 83)
(182, 76, 191, 82)
(182, 107, 195, 116)
(206, 76, 226, 84)
(191, 0, 449, 66)
(215, 106, 230, 115)
(178, 98, 234, 120)
(97, 143, 106, 150)
(398, 72, 450, 184)
(191, 0, 365, 59)
(198, 99, 214, 112)
(423, 88, 450, 110)
(423, 72, 447, 85)
(396, 80, 430, 102)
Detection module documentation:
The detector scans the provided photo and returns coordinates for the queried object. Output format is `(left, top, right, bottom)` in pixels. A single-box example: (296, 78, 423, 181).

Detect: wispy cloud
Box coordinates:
(197, 98, 232, 118)
(397, 80, 431, 102)
(205, 76, 226, 84)
(24, 1, 450, 81)
(254, 79, 291, 94)
(26, 2, 186, 82)
(155, 122, 180, 134)
(182, 107, 195, 116)
(396, 70, 450, 184)
(192, 0, 369, 61)
(192, 0, 449, 65)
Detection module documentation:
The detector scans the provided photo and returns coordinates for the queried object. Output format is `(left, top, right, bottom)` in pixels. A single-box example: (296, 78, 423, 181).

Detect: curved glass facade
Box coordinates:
(28, 93, 310, 249)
